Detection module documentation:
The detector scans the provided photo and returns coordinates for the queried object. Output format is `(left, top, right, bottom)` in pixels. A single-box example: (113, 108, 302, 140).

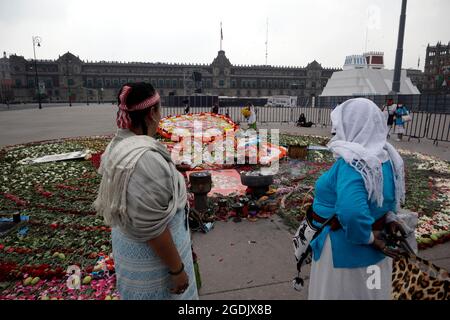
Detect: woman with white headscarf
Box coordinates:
(94, 82, 198, 300)
(308, 98, 406, 300)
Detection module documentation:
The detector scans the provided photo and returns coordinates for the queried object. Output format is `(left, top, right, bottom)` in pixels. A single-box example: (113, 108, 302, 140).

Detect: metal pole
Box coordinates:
(32, 36, 42, 109)
(392, 0, 407, 94)
(66, 57, 72, 106)
(183, 70, 186, 96)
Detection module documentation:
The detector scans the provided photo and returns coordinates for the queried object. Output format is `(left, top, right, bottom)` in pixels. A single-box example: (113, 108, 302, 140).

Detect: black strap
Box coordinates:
(296, 207, 336, 273)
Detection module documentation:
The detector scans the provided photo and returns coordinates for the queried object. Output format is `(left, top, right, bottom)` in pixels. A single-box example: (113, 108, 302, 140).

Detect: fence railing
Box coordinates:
(161, 105, 450, 145)
(316, 94, 450, 113)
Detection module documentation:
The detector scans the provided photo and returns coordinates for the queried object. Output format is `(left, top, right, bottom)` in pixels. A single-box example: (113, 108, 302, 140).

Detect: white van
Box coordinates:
(265, 96, 297, 107)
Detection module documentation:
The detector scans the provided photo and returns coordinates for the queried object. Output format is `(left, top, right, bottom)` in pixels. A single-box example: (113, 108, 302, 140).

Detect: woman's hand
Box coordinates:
(170, 270, 189, 295)
(387, 220, 407, 238)
(372, 230, 403, 259)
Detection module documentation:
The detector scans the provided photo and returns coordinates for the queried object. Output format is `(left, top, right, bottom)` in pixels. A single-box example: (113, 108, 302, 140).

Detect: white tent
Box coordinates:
(321, 68, 420, 96)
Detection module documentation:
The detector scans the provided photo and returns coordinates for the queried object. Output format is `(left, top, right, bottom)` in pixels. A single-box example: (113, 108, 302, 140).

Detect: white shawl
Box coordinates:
(328, 98, 405, 209)
(94, 129, 187, 241)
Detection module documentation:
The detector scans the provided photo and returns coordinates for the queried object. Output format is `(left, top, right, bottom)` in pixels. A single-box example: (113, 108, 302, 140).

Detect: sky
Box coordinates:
(0, 0, 449, 70)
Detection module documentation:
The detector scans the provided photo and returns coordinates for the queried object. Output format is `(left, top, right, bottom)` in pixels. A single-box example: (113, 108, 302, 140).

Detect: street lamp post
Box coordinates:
(32, 36, 42, 109)
(66, 56, 72, 106)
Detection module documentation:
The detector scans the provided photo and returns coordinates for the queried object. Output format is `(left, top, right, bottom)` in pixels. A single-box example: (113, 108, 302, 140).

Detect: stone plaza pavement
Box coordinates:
(0, 104, 449, 300)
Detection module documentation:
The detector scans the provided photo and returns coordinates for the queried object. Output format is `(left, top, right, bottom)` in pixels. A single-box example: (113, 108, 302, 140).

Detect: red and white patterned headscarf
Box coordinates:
(116, 85, 160, 129)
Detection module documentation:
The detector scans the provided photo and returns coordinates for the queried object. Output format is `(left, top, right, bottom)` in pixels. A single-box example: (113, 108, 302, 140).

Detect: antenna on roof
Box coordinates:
(265, 17, 269, 66)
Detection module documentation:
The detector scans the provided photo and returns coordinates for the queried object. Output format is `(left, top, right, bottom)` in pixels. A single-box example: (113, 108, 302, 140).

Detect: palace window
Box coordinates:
(158, 79, 164, 87)
(231, 80, 236, 88)
(219, 80, 225, 87)
(261, 80, 266, 88)
(165, 79, 171, 87)
(173, 79, 177, 88)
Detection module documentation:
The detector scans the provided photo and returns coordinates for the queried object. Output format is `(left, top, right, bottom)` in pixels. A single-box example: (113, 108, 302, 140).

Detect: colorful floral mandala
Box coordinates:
(157, 112, 238, 142)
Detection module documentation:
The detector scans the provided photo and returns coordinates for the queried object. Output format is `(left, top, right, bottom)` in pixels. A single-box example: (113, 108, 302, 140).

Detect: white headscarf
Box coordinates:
(328, 98, 405, 209)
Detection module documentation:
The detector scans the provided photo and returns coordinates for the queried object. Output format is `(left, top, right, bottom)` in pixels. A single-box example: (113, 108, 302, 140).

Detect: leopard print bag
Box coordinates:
(392, 256, 450, 300)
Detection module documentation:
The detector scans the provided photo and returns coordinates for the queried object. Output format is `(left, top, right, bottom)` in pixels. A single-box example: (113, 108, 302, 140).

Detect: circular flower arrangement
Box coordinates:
(157, 112, 238, 142)
(0, 134, 448, 299)
(158, 113, 287, 167)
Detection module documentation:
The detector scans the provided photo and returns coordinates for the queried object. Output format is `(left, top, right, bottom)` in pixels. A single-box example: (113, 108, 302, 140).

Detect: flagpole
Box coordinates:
(220, 21, 223, 51)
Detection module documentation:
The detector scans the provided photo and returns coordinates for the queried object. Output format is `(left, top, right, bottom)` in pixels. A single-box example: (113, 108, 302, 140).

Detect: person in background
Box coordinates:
(247, 103, 257, 130)
(183, 99, 190, 114)
(94, 82, 198, 300)
(382, 99, 397, 138)
(308, 98, 406, 300)
(297, 113, 307, 126)
(211, 102, 219, 114)
(296, 113, 314, 127)
(394, 102, 410, 142)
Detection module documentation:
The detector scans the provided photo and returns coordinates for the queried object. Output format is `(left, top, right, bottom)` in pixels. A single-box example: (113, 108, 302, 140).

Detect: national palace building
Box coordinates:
(0, 50, 340, 103)
(2, 43, 446, 104)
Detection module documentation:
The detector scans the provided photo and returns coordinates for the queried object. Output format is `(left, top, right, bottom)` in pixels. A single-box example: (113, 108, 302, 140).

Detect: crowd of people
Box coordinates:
(93, 83, 412, 300)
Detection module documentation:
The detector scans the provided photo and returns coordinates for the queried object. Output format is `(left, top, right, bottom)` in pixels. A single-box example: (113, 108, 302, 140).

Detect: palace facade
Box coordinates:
(1, 50, 339, 103)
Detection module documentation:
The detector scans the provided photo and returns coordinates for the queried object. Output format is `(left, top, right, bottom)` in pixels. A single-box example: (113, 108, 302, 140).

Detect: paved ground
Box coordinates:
(0, 104, 449, 300)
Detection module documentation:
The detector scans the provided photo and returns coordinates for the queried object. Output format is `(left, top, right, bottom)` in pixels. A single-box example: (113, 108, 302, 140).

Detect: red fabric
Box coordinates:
(116, 85, 160, 129)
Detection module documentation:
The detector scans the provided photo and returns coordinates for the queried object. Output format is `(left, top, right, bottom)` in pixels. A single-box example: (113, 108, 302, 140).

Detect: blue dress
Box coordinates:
(311, 158, 397, 268)
(395, 106, 409, 126)
(112, 208, 199, 300)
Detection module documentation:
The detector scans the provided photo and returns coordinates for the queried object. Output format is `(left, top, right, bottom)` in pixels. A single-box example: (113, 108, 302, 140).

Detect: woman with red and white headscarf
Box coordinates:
(94, 83, 198, 300)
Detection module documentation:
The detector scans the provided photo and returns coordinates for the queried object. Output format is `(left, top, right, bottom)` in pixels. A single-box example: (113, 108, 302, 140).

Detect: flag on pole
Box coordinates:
(221, 22, 223, 40)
